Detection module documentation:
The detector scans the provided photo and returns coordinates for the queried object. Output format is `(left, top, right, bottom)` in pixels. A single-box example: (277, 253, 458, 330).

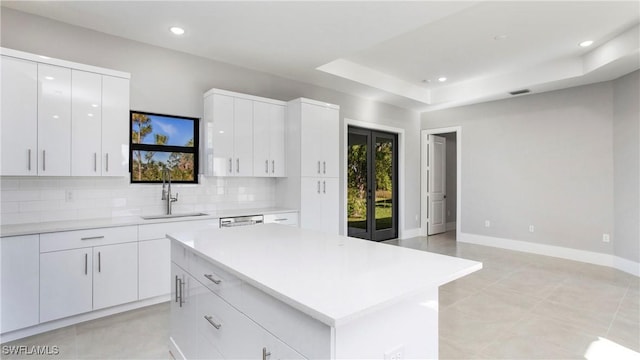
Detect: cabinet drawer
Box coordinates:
(196, 289, 304, 359)
(191, 253, 243, 305)
(263, 212, 298, 226)
(196, 289, 262, 359)
(40, 226, 137, 253)
(139, 219, 218, 241)
(240, 283, 331, 359)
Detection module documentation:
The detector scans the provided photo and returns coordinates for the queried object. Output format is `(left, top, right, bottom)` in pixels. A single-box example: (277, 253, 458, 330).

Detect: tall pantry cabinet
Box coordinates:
(278, 98, 340, 235)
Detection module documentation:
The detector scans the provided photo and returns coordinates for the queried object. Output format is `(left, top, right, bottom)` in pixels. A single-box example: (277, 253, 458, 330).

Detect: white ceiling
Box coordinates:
(3, 1, 639, 112)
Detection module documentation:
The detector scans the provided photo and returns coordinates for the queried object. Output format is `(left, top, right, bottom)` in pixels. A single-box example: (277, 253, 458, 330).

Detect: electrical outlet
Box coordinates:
(65, 190, 74, 202)
(602, 233, 610, 243)
(384, 345, 404, 360)
(529, 225, 535, 233)
(484, 220, 491, 228)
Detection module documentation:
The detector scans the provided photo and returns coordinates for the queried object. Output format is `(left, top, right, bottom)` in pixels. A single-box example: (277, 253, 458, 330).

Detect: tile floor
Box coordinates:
(3, 231, 639, 359)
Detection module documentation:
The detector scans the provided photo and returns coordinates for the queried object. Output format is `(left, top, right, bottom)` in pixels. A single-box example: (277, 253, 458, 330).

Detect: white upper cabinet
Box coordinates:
(38, 63, 72, 176)
(204, 88, 286, 177)
(1, 48, 131, 177)
(101, 75, 130, 176)
(253, 101, 286, 177)
(71, 70, 102, 176)
(300, 102, 339, 178)
(1, 56, 38, 176)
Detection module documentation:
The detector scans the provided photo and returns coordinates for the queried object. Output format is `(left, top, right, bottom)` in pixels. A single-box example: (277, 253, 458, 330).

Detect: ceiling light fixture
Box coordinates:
(438, 77, 447, 82)
(494, 34, 508, 41)
(45, 76, 54, 80)
(170, 26, 185, 35)
(579, 40, 594, 47)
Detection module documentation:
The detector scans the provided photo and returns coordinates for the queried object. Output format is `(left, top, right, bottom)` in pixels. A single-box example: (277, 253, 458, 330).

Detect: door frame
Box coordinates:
(421, 126, 462, 239)
(343, 118, 405, 238)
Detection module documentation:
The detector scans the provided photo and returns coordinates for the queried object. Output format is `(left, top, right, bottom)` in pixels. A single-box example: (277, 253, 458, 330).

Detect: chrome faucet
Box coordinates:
(161, 167, 178, 215)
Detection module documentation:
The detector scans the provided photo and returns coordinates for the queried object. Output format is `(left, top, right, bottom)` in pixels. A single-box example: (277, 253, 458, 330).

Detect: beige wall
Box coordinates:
(613, 71, 640, 262)
(422, 81, 617, 255)
(1, 8, 422, 232)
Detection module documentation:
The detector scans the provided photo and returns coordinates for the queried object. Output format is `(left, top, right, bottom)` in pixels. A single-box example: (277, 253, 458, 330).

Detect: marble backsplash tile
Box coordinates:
(0, 175, 277, 225)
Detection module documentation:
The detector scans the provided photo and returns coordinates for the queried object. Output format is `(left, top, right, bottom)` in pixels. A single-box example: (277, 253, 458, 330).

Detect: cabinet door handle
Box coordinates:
(317, 181, 320, 194)
(262, 347, 271, 360)
(175, 276, 180, 303)
(94, 153, 97, 172)
(204, 315, 222, 330)
(28, 149, 32, 171)
(42, 150, 46, 171)
(236, 158, 240, 173)
(317, 161, 320, 174)
(81, 236, 105, 241)
(105, 153, 109, 172)
(265, 160, 269, 174)
(204, 274, 222, 285)
(323, 180, 326, 194)
(272, 160, 275, 174)
(323, 161, 326, 174)
(98, 251, 101, 272)
(228, 158, 232, 173)
(84, 253, 88, 275)
(179, 277, 184, 307)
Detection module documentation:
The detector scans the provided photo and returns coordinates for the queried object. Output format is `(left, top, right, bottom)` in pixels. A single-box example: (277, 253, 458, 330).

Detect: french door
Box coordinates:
(347, 126, 398, 241)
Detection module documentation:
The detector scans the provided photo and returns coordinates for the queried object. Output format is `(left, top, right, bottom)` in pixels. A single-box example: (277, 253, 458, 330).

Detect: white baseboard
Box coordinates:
(446, 222, 457, 232)
(459, 233, 639, 277)
(401, 228, 421, 239)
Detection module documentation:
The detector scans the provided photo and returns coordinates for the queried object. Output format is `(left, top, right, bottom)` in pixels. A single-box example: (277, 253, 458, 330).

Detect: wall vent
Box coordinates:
(509, 89, 531, 96)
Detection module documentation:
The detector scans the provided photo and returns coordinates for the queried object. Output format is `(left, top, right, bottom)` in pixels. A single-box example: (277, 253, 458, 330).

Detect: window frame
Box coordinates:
(129, 110, 199, 184)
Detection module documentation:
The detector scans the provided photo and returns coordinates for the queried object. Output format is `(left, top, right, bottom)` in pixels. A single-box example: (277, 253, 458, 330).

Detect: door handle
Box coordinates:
(265, 160, 269, 174)
(317, 161, 320, 174)
(236, 158, 240, 173)
(105, 153, 109, 172)
(204, 274, 222, 285)
(84, 253, 88, 275)
(94, 153, 97, 172)
(317, 181, 321, 194)
(204, 315, 222, 330)
(262, 347, 271, 360)
(228, 158, 232, 173)
(323, 180, 326, 194)
(28, 149, 31, 171)
(272, 160, 275, 174)
(42, 150, 46, 171)
(323, 161, 326, 174)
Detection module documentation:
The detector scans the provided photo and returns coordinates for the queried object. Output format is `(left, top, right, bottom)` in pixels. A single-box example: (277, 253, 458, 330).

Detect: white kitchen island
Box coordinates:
(168, 224, 481, 360)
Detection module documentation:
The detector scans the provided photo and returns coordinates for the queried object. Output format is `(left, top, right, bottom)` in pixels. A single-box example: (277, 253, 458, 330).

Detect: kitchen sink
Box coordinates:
(141, 212, 209, 220)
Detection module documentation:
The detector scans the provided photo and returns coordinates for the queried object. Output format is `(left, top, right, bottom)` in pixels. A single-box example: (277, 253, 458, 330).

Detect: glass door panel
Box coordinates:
(374, 136, 394, 232)
(347, 129, 370, 239)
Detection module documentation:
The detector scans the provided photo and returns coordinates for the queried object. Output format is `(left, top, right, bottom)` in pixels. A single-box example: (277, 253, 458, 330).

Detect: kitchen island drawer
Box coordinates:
(40, 225, 137, 252)
(263, 212, 298, 226)
(239, 283, 331, 359)
(191, 253, 243, 305)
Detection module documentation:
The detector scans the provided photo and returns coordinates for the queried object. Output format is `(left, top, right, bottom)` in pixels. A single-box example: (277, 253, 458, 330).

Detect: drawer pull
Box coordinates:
(274, 218, 287, 222)
(204, 315, 221, 329)
(81, 236, 105, 241)
(204, 274, 222, 285)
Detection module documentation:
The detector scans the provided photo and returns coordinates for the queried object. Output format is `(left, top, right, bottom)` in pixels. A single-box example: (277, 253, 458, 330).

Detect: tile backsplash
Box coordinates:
(0, 176, 276, 225)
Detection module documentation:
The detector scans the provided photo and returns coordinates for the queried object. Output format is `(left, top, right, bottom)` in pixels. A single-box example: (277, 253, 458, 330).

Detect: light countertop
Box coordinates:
(0, 207, 297, 237)
(168, 224, 482, 327)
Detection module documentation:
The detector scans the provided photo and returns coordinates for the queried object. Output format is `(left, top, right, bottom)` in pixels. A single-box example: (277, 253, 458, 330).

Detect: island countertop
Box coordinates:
(168, 224, 482, 327)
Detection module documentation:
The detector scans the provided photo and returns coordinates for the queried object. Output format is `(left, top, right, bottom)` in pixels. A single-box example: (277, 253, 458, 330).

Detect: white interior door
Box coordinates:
(428, 135, 446, 235)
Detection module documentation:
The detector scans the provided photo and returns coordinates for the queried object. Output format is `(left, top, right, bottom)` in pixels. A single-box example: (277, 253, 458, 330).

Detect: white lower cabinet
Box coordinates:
(171, 244, 305, 360)
(0, 235, 40, 332)
(39, 226, 138, 323)
(93, 242, 138, 310)
(139, 238, 171, 300)
(40, 248, 93, 323)
(300, 177, 339, 234)
(171, 262, 198, 360)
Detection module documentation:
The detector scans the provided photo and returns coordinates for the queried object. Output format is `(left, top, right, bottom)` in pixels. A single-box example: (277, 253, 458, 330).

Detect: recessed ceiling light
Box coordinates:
(579, 40, 594, 47)
(494, 34, 508, 41)
(52, 115, 59, 119)
(438, 77, 447, 82)
(170, 26, 185, 35)
(45, 76, 54, 80)
(422, 79, 431, 84)
(91, 104, 99, 108)
(87, 113, 94, 117)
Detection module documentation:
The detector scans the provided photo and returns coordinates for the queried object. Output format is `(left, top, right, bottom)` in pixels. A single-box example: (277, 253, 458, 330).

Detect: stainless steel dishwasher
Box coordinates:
(219, 215, 264, 228)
